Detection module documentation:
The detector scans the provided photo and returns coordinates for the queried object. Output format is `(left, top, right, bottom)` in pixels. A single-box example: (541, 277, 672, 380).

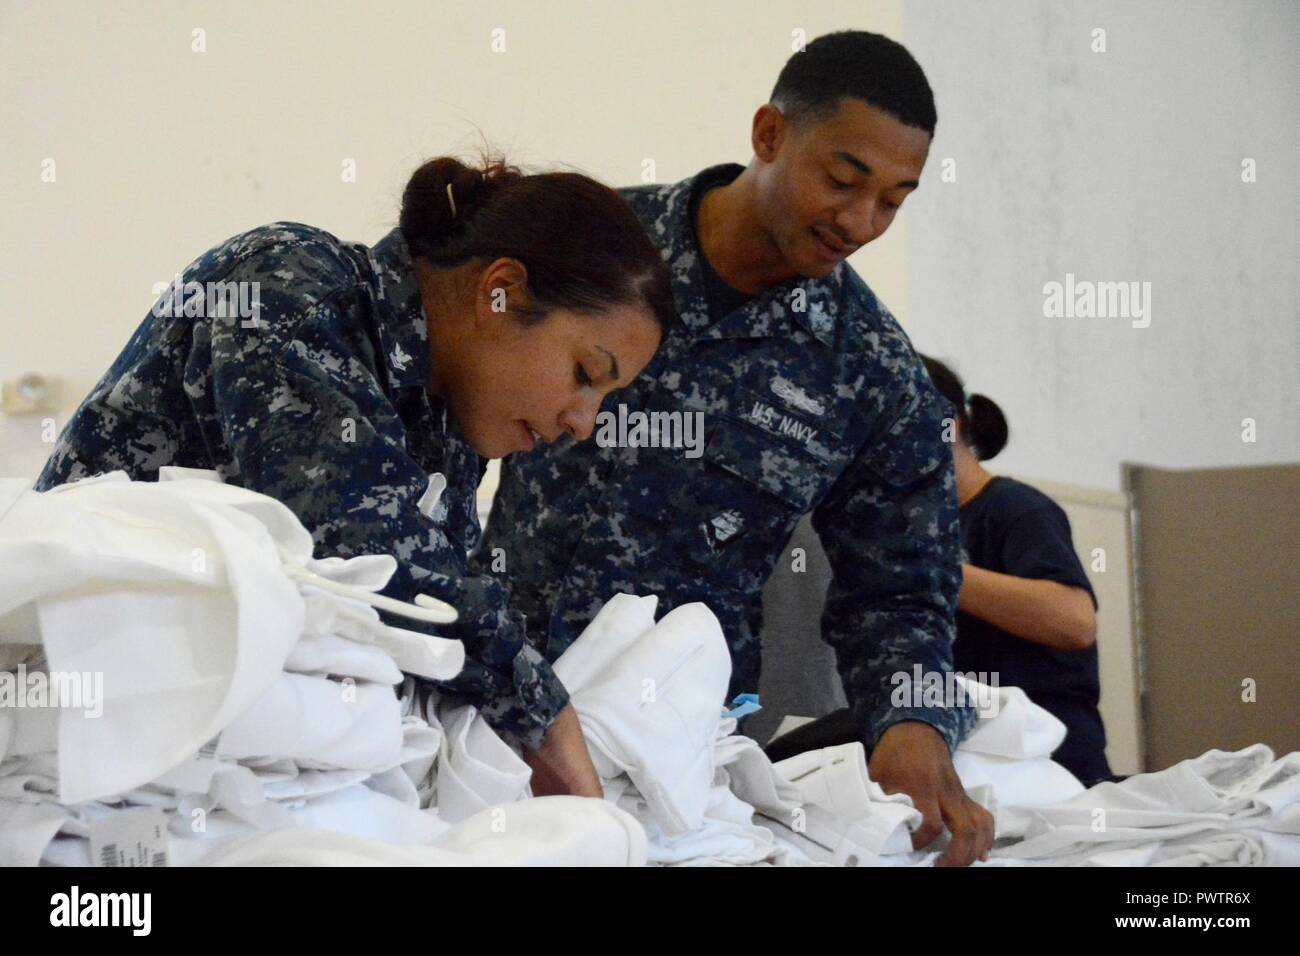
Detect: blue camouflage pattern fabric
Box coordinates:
(479, 164, 978, 751)
(35, 222, 568, 749)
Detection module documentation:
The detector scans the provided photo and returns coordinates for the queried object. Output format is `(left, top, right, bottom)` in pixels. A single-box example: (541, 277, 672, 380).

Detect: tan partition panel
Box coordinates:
(1125, 462, 1300, 770)
(1027, 478, 1143, 775)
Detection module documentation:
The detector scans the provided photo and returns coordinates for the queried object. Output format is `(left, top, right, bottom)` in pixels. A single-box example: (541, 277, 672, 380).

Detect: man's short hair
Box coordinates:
(771, 30, 937, 135)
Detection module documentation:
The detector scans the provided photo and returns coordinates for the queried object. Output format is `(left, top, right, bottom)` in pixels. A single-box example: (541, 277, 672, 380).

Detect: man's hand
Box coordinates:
(868, 721, 994, 866)
(521, 703, 604, 798)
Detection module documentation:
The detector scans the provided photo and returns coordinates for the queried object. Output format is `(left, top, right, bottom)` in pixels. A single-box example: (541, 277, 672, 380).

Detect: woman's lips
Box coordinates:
(517, 420, 544, 451)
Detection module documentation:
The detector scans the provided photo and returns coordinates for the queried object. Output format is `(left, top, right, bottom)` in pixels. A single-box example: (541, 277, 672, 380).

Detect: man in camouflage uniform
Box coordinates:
(35, 223, 569, 751)
(480, 32, 996, 863)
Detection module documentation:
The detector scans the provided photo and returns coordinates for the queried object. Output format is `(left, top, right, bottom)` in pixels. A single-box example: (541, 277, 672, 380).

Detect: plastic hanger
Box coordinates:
(283, 565, 458, 625)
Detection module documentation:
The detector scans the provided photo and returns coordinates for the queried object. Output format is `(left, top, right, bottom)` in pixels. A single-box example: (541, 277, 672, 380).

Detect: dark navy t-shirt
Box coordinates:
(954, 476, 1113, 784)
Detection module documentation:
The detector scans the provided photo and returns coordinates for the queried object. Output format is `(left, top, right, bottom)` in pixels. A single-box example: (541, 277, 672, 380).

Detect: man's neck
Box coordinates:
(696, 167, 798, 295)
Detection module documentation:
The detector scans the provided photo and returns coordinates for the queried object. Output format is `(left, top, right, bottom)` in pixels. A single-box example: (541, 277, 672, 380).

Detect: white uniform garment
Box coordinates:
(194, 797, 647, 867)
(215, 673, 404, 770)
(951, 752, 1085, 807)
(433, 702, 533, 823)
(554, 595, 732, 836)
(0, 799, 69, 867)
(952, 676, 1067, 759)
(284, 785, 450, 845)
(769, 744, 922, 865)
(993, 746, 1300, 865)
(0, 473, 307, 802)
(713, 724, 805, 823)
(0, 470, 471, 866)
(769, 674, 1086, 813)
(297, 589, 464, 682)
(431, 697, 533, 827)
(283, 631, 404, 685)
(610, 772, 811, 867)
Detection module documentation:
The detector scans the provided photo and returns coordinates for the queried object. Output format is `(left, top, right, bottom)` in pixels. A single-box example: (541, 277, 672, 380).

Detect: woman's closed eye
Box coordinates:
(575, 363, 593, 387)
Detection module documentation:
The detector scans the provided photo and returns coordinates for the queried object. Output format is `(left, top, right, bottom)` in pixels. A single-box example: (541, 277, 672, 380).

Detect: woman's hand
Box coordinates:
(522, 704, 605, 798)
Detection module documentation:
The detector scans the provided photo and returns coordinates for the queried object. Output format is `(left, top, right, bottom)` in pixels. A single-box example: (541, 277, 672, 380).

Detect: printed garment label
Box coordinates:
(89, 807, 169, 868)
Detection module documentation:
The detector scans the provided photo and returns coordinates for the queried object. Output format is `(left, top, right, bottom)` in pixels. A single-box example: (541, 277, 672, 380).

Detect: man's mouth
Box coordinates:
(811, 225, 849, 262)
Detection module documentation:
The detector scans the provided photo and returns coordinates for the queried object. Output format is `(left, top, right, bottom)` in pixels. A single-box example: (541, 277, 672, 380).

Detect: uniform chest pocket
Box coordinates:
(648, 418, 833, 583)
(702, 417, 828, 513)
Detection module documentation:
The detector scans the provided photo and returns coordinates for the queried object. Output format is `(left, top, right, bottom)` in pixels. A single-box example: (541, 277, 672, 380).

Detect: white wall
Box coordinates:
(0, 0, 907, 477)
(899, 0, 1299, 491)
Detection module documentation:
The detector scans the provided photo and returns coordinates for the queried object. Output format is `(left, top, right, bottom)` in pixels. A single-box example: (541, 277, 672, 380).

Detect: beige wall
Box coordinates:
(0, 0, 908, 478)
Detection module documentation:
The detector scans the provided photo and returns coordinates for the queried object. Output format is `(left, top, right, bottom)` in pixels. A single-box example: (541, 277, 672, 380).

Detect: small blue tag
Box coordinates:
(723, 693, 762, 720)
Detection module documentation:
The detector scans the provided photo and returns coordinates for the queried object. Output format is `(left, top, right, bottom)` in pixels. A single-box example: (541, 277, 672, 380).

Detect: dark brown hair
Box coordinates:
(400, 156, 677, 334)
(920, 354, 1009, 461)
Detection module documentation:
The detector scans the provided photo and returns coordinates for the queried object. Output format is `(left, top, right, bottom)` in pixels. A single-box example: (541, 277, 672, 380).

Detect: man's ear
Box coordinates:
(752, 103, 788, 163)
(474, 257, 529, 326)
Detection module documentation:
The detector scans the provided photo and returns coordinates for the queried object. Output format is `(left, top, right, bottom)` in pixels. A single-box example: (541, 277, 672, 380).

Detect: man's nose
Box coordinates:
(836, 196, 880, 247)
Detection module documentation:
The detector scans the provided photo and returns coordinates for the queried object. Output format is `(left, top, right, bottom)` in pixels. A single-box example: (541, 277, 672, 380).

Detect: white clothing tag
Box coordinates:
(89, 807, 169, 867)
(417, 473, 448, 520)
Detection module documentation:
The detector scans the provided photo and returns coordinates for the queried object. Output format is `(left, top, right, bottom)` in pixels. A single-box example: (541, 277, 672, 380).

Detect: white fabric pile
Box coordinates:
(2, 470, 1295, 867)
(758, 689, 1300, 866)
(0, 470, 643, 867)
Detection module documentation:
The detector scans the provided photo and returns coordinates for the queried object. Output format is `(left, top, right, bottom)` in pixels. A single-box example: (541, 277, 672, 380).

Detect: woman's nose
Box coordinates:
(561, 393, 603, 442)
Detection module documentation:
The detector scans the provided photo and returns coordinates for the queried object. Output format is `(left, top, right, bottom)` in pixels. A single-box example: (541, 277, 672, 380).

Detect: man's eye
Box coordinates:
(575, 364, 593, 387)
(828, 176, 853, 191)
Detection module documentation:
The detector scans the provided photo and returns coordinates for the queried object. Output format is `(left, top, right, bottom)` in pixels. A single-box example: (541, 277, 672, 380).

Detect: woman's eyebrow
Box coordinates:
(595, 346, 619, 381)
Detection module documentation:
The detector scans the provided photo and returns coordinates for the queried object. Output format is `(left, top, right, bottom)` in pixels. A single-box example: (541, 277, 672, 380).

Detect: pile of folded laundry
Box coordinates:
(0, 470, 642, 866)
(1, 470, 1296, 866)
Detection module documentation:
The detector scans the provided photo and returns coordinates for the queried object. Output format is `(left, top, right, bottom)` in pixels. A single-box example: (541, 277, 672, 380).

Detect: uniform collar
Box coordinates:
(663, 163, 845, 347)
(367, 227, 434, 393)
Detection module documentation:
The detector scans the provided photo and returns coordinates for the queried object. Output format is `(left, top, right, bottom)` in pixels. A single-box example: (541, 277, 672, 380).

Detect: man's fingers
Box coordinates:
(935, 795, 995, 867)
(935, 815, 975, 866)
(910, 799, 945, 850)
(975, 802, 996, 860)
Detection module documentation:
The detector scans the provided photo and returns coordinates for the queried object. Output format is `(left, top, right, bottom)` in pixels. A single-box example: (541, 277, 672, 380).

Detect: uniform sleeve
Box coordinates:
(999, 506, 1098, 610)
(810, 366, 978, 752)
(200, 292, 568, 749)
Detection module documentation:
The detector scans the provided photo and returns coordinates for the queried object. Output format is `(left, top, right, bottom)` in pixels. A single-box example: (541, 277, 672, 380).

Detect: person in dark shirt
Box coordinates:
(920, 356, 1113, 786)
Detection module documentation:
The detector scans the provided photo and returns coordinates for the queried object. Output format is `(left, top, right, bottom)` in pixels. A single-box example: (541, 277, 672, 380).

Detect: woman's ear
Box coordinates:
(474, 257, 530, 328)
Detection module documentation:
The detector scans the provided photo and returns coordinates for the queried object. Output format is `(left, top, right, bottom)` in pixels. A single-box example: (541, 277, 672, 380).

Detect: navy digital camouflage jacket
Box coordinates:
(35, 223, 568, 749)
(480, 164, 977, 751)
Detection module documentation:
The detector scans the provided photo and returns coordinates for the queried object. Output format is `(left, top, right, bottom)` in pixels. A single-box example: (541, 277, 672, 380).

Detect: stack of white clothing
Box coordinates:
(992, 745, 1300, 866)
(759, 704, 1300, 867)
(0, 471, 645, 867)
(7, 473, 1292, 868)
(410, 593, 807, 865)
(551, 594, 812, 866)
(948, 677, 1088, 807)
(554, 595, 733, 834)
(197, 797, 646, 867)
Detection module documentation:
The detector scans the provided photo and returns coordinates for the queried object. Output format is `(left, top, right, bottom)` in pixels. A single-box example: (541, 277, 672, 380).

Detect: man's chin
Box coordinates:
(795, 257, 841, 281)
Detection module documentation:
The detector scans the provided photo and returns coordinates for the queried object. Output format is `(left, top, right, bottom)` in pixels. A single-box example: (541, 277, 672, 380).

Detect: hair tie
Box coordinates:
(446, 182, 458, 219)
